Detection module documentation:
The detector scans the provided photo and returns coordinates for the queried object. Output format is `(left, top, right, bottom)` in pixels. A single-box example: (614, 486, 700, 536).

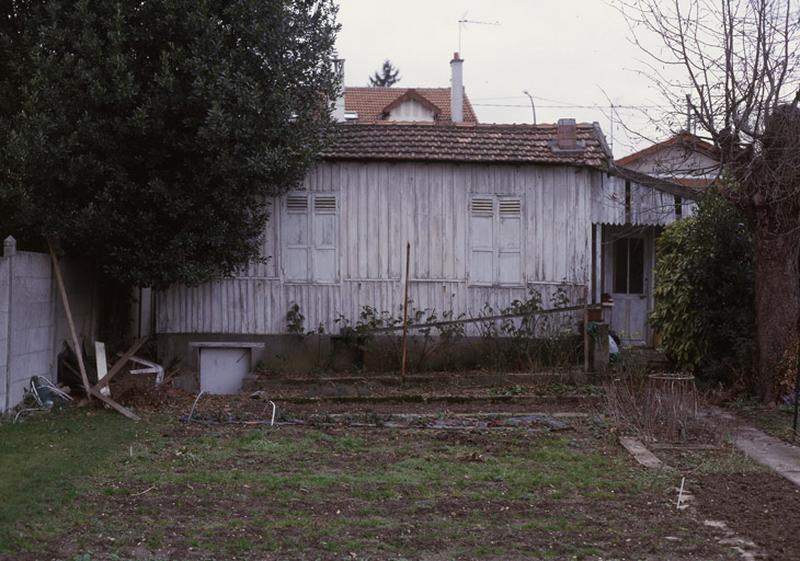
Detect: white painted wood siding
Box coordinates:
(591, 174, 626, 225)
(157, 161, 596, 335)
(591, 175, 697, 226)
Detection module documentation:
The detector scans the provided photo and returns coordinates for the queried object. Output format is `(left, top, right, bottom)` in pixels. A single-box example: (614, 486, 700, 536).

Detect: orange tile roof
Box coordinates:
(321, 122, 609, 168)
(672, 177, 717, 189)
(344, 87, 478, 123)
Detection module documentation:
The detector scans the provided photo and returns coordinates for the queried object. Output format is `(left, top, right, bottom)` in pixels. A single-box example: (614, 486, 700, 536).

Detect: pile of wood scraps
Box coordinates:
(49, 240, 164, 421)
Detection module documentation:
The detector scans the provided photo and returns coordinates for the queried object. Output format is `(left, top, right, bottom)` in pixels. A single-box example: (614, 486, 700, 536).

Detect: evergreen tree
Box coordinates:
(368, 60, 401, 87)
(0, 0, 340, 288)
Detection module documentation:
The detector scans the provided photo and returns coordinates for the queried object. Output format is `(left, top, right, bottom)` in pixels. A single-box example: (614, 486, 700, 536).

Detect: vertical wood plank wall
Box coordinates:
(156, 161, 602, 335)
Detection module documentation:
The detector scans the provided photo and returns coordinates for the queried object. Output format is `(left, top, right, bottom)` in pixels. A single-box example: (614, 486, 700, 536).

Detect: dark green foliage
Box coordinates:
(0, 0, 339, 287)
(285, 303, 306, 335)
(368, 59, 401, 87)
(649, 191, 755, 382)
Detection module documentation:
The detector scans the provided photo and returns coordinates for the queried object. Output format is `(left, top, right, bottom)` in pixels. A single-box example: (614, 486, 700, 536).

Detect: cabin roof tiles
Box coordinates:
(344, 87, 478, 123)
(321, 122, 611, 169)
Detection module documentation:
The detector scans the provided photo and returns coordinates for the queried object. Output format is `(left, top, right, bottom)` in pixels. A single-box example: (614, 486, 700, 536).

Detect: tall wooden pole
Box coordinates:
(583, 285, 590, 376)
(400, 242, 411, 383)
(793, 346, 799, 442)
(48, 239, 93, 400)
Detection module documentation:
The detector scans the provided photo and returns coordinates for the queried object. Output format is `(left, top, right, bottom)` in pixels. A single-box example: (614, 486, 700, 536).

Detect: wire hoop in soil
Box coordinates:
(605, 372, 701, 442)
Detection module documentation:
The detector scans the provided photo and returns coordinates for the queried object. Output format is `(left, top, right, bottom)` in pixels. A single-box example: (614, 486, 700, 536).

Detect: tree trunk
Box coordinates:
(97, 275, 134, 352)
(753, 231, 800, 402)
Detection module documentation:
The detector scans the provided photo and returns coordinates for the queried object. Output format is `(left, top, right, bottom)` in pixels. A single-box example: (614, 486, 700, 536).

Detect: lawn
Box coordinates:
(0, 406, 743, 561)
(727, 398, 800, 444)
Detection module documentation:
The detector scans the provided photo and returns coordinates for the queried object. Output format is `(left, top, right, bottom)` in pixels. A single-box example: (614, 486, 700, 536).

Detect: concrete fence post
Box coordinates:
(1, 236, 14, 411)
(3, 236, 16, 257)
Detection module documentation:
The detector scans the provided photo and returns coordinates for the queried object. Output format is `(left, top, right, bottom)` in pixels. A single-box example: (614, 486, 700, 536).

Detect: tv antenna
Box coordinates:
(458, 13, 501, 54)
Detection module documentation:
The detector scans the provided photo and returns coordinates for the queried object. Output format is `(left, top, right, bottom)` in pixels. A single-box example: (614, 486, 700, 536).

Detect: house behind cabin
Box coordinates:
(615, 131, 721, 189)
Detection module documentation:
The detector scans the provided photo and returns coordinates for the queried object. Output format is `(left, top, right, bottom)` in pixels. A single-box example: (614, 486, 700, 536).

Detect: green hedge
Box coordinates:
(649, 191, 755, 383)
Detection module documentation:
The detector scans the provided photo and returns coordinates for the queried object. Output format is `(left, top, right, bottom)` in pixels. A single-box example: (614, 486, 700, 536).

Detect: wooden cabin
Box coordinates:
(149, 56, 699, 377)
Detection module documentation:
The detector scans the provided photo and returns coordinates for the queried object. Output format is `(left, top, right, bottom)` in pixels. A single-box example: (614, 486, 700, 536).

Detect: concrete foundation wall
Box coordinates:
(158, 329, 583, 391)
(0, 237, 97, 412)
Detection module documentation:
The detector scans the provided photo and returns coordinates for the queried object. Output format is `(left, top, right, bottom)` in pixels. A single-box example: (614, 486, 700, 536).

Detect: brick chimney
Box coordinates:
(450, 52, 464, 123)
(557, 118, 577, 149)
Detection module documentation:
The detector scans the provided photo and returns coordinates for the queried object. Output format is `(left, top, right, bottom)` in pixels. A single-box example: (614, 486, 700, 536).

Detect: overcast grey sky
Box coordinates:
(335, 0, 683, 157)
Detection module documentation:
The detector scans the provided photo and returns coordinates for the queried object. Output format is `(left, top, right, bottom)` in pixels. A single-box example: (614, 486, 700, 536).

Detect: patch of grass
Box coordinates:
(0, 409, 144, 552)
(516, 516, 573, 532)
(0, 415, 736, 560)
(729, 400, 800, 444)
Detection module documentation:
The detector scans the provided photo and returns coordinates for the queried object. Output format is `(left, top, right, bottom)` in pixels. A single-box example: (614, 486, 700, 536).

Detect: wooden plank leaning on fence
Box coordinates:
(48, 239, 141, 421)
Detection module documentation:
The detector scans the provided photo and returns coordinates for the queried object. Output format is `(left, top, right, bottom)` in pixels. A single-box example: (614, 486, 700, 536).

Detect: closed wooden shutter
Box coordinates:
(469, 197, 494, 284)
(312, 195, 338, 282)
(498, 198, 522, 284)
(284, 195, 310, 281)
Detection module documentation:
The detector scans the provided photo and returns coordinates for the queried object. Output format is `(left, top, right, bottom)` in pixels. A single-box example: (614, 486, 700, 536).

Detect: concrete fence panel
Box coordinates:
(0, 237, 97, 413)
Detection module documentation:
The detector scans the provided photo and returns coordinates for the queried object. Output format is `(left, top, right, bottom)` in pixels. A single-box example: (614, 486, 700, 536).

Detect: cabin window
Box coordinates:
(674, 195, 683, 217)
(613, 237, 644, 294)
(283, 193, 338, 282)
(469, 196, 523, 285)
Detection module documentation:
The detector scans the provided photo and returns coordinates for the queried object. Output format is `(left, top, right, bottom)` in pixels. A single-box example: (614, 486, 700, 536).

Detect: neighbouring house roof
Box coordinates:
(380, 89, 442, 118)
(614, 131, 719, 177)
(321, 122, 611, 168)
(614, 132, 721, 191)
(615, 131, 720, 168)
(344, 87, 478, 123)
(670, 177, 716, 189)
(611, 165, 702, 200)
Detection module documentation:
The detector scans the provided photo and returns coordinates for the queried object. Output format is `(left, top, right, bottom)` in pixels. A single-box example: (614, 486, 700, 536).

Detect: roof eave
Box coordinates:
(610, 165, 702, 200)
(319, 153, 608, 169)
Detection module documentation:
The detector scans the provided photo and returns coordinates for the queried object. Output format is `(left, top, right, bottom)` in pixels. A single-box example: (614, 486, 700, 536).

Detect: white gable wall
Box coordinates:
(625, 144, 719, 180)
(386, 99, 436, 122)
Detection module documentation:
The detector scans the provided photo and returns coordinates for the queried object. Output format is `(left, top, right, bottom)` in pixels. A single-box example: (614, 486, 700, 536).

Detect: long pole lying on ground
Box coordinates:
(48, 239, 93, 401)
(400, 242, 411, 383)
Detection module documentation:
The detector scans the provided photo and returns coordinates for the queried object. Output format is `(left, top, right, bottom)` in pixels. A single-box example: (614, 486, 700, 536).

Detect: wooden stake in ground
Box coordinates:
(48, 239, 93, 401)
(793, 347, 799, 442)
(400, 242, 411, 383)
(583, 285, 590, 375)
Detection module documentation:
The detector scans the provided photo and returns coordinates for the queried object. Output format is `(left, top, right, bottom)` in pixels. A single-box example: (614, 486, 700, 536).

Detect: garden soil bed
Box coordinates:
(693, 471, 800, 561)
(7, 423, 737, 561)
(114, 378, 603, 420)
(7, 373, 799, 560)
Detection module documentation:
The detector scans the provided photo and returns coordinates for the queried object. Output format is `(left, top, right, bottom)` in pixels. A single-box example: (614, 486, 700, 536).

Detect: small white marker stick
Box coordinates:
(677, 476, 686, 509)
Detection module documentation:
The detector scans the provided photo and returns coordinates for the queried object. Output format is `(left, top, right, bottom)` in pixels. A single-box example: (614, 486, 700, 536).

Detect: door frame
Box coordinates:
(600, 225, 656, 346)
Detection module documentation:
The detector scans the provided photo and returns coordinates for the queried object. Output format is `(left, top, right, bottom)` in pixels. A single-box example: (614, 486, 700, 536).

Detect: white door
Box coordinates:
(200, 347, 251, 395)
(610, 236, 650, 345)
